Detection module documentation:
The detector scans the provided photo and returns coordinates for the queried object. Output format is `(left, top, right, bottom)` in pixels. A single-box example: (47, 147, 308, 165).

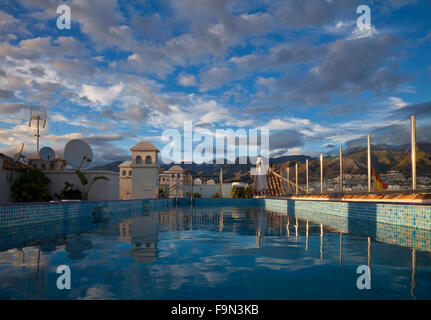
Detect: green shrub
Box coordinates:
(74, 170, 109, 200)
(244, 185, 253, 198)
(11, 168, 52, 202)
(211, 192, 220, 198)
(55, 182, 82, 200)
(158, 186, 166, 198)
(193, 192, 202, 198)
(231, 187, 245, 198)
(231, 185, 253, 198)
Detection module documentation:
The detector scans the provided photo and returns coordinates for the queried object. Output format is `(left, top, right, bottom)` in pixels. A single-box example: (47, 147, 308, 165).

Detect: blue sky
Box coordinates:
(0, 0, 430, 165)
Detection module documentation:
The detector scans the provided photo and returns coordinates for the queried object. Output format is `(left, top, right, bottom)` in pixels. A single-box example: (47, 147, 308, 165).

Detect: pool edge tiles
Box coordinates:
(1, 197, 430, 231)
(0, 198, 177, 229)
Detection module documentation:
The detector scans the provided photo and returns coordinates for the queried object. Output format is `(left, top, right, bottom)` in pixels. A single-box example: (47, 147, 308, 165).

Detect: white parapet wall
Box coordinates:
(0, 159, 21, 203)
(184, 183, 233, 198)
(44, 170, 119, 201)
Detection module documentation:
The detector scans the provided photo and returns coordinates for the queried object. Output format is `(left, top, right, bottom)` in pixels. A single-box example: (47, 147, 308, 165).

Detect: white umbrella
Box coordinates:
(253, 156, 269, 192)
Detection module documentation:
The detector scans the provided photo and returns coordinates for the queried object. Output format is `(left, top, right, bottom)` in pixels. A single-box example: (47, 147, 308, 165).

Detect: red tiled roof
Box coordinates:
(130, 141, 159, 152)
(0, 153, 28, 170)
(27, 153, 66, 161)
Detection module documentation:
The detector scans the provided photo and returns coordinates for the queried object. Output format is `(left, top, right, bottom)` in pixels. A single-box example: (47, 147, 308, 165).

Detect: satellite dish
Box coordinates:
(13, 143, 24, 163)
(39, 147, 55, 162)
(64, 139, 93, 169)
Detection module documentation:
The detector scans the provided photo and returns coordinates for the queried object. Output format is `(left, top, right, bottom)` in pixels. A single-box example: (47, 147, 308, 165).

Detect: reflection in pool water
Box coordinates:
(0, 206, 430, 299)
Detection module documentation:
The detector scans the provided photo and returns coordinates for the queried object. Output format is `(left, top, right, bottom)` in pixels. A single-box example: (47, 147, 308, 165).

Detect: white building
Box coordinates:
(0, 153, 27, 203)
(159, 165, 188, 198)
(27, 154, 66, 171)
(118, 141, 159, 200)
(1, 153, 118, 203)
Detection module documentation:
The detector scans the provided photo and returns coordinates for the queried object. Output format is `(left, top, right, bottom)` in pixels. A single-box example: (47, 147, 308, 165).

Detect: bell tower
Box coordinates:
(130, 141, 159, 199)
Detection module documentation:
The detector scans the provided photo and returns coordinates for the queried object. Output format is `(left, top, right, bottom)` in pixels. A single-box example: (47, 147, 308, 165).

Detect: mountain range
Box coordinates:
(90, 143, 431, 183)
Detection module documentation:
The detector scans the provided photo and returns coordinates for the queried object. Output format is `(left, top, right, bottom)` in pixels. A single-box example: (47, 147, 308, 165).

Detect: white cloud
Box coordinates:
(80, 83, 123, 107)
(177, 73, 197, 87)
(388, 96, 408, 109)
(348, 25, 378, 40)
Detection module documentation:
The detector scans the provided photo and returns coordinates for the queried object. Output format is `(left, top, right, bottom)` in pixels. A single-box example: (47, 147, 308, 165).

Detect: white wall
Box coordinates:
(0, 159, 22, 203)
(119, 176, 132, 200)
(184, 183, 232, 198)
(44, 170, 119, 201)
(131, 165, 158, 199)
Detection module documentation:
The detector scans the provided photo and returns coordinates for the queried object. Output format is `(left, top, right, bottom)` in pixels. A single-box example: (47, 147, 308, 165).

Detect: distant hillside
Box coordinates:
(90, 160, 124, 172)
(89, 143, 431, 183)
(275, 143, 431, 182)
(90, 155, 311, 183)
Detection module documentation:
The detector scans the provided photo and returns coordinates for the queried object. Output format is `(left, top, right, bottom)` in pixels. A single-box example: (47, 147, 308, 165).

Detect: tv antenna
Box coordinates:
(64, 139, 93, 169)
(39, 146, 56, 162)
(29, 108, 46, 155)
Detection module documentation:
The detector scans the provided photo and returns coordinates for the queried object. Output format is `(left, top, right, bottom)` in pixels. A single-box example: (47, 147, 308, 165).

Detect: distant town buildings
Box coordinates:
(159, 165, 188, 198)
(305, 170, 430, 192)
(27, 154, 66, 171)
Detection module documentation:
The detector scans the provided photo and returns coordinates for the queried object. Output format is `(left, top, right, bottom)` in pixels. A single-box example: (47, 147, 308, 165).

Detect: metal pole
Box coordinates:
(219, 167, 223, 198)
(36, 116, 40, 155)
(287, 167, 290, 194)
(175, 175, 178, 203)
(190, 174, 193, 204)
(339, 146, 343, 193)
(367, 135, 372, 193)
(320, 154, 323, 194)
(320, 224, 323, 259)
(339, 233, 343, 266)
(295, 163, 298, 194)
(367, 237, 371, 270)
(411, 115, 416, 191)
(411, 249, 416, 299)
(306, 159, 309, 194)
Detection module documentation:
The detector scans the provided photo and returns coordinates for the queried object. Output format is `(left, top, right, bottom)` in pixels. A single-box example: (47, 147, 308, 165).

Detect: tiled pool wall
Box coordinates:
(263, 198, 431, 251)
(1, 197, 431, 252)
(263, 198, 431, 230)
(0, 198, 178, 252)
(1, 198, 430, 230)
(0, 198, 176, 229)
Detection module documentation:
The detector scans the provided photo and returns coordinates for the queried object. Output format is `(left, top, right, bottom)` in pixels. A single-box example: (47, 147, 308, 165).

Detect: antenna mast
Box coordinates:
(29, 109, 46, 155)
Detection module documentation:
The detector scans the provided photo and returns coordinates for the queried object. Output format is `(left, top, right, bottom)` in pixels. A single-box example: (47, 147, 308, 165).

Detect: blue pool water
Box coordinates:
(1, 204, 431, 299)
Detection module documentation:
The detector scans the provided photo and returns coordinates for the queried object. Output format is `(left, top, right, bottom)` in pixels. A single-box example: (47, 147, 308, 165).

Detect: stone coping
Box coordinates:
(275, 193, 431, 204)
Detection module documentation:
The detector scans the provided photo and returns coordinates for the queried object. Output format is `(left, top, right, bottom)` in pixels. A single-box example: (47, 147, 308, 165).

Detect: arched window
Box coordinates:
(122, 170, 126, 176)
(145, 156, 152, 164)
(128, 170, 132, 176)
(41, 164, 46, 170)
(50, 163, 54, 170)
(136, 156, 142, 164)
(33, 164, 37, 169)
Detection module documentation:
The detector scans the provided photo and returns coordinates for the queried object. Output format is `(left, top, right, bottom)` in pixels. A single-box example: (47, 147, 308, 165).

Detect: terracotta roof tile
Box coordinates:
(27, 153, 66, 161)
(0, 153, 28, 170)
(130, 141, 159, 152)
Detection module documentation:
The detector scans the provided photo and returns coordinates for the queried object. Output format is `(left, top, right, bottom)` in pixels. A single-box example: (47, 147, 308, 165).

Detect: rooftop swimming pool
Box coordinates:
(1, 200, 431, 299)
